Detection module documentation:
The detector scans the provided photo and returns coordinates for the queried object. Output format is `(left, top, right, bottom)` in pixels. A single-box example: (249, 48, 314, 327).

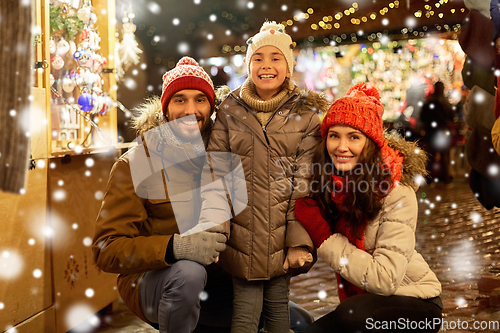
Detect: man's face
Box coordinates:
(166, 89, 212, 141)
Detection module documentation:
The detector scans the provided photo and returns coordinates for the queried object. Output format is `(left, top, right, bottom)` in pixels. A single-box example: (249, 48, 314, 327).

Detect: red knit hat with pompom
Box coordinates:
(322, 82, 404, 183)
(321, 82, 385, 144)
(160, 57, 215, 117)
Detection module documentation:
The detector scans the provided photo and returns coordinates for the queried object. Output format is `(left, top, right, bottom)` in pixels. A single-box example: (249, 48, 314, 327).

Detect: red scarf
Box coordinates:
(334, 215, 368, 302)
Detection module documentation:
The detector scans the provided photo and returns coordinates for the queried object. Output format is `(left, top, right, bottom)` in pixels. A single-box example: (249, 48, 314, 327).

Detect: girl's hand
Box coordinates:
(283, 247, 313, 270)
(295, 198, 333, 248)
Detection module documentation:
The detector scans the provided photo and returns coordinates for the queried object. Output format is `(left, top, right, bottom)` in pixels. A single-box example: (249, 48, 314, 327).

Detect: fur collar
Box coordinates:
(386, 133, 429, 190)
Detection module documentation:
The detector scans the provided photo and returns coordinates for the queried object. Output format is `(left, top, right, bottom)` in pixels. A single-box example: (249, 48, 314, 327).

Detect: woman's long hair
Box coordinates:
(309, 137, 394, 239)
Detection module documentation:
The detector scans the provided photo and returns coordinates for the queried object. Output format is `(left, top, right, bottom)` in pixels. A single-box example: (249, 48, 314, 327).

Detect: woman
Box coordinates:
(295, 83, 442, 333)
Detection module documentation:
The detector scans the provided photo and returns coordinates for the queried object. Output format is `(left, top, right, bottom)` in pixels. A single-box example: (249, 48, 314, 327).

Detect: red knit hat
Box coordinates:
(322, 83, 403, 183)
(160, 57, 215, 117)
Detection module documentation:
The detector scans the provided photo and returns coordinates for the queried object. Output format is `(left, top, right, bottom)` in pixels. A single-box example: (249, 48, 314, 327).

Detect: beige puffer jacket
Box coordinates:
(493, 117, 500, 155)
(201, 86, 329, 281)
(318, 136, 442, 299)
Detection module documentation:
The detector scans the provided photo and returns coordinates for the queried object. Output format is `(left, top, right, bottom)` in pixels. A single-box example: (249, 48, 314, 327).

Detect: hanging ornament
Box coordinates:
(49, 39, 57, 54)
(51, 55, 65, 70)
(57, 38, 70, 56)
(50, 74, 55, 86)
(89, 31, 101, 51)
(89, 12, 97, 26)
(93, 55, 103, 72)
(118, 7, 142, 73)
(77, 50, 91, 66)
(81, 28, 89, 42)
(69, 41, 77, 56)
(77, 6, 91, 22)
(97, 95, 108, 115)
(62, 76, 76, 93)
(90, 93, 98, 113)
(73, 50, 82, 60)
(84, 53, 95, 69)
(78, 92, 94, 112)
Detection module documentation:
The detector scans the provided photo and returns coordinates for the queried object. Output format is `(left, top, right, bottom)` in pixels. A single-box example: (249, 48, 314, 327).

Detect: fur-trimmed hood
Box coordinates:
(131, 87, 231, 136)
(386, 133, 428, 191)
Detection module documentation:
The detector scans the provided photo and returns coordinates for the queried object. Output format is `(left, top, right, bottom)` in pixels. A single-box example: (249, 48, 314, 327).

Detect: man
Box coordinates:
(420, 81, 454, 184)
(92, 57, 313, 333)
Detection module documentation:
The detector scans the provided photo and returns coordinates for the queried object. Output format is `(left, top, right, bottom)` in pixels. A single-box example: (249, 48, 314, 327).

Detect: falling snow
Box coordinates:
(83, 237, 93, 247)
(85, 288, 94, 298)
(0, 251, 23, 280)
(469, 212, 482, 223)
(147, 2, 161, 15)
(199, 291, 208, 301)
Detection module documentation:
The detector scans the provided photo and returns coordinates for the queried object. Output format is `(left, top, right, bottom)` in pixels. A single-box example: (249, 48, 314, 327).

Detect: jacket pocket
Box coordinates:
(147, 183, 197, 235)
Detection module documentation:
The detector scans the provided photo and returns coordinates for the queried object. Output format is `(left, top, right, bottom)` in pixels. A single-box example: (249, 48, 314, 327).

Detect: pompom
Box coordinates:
(260, 21, 284, 33)
(346, 82, 381, 102)
(177, 56, 198, 67)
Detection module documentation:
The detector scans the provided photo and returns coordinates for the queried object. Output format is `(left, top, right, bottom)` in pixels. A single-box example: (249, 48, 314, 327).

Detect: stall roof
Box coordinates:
(115, 0, 468, 61)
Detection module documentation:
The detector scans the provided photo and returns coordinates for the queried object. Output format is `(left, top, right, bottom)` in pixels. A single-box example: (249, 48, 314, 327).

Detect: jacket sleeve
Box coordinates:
(92, 158, 171, 274)
(493, 117, 500, 156)
(317, 186, 417, 296)
(285, 112, 321, 254)
(197, 108, 232, 235)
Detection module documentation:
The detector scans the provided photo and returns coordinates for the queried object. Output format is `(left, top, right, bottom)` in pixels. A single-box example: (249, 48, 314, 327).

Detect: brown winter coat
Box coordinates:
(92, 96, 216, 323)
(200, 86, 329, 280)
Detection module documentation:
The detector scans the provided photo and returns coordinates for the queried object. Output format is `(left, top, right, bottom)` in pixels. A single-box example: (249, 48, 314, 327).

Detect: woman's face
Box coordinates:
(326, 125, 367, 172)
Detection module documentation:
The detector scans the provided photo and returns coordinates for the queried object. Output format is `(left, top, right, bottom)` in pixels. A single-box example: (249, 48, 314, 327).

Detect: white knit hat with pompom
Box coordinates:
(245, 21, 296, 75)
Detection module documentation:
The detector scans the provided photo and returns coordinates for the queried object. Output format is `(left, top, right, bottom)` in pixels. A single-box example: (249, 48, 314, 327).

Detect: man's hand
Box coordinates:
(173, 231, 227, 266)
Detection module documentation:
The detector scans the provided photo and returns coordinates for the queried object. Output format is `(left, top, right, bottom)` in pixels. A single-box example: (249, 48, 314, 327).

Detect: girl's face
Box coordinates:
(249, 45, 288, 101)
(326, 125, 367, 172)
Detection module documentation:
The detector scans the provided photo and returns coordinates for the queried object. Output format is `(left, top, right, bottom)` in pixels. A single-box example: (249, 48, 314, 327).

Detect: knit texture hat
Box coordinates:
(245, 21, 295, 76)
(322, 82, 404, 183)
(160, 57, 215, 117)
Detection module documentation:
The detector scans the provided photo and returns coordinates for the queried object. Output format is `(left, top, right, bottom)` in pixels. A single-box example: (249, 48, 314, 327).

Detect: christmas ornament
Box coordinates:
(84, 54, 95, 69)
(81, 28, 89, 41)
(69, 41, 77, 55)
(118, 8, 142, 73)
(92, 55, 103, 72)
(97, 95, 107, 115)
(50, 39, 57, 54)
(90, 92, 99, 113)
(89, 13, 97, 26)
(77, 50, 91, 66)
(62, 76, 76, 93)
(78, 92, 94, 111)
(51, 55, 65, 70)
(77, 6, 91, 22)
(50, 74, 55, 86)
(57, 38, 70, 55)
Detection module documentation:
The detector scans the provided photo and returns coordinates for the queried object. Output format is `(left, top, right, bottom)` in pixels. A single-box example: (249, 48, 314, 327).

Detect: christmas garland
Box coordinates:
(49, 5, 84, 41)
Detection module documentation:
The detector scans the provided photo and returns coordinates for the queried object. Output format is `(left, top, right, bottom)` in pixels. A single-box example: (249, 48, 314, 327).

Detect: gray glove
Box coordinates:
(172, 231, 227, 266)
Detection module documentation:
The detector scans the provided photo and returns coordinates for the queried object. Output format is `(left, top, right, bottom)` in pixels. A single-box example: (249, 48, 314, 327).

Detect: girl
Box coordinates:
(295, 83, 443, 333)
(200, 21, 329, 333)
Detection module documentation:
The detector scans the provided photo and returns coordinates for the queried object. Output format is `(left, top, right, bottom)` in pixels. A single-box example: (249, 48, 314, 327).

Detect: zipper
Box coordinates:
(262, 125, 270, 145)
(228, 91, 297, 146)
